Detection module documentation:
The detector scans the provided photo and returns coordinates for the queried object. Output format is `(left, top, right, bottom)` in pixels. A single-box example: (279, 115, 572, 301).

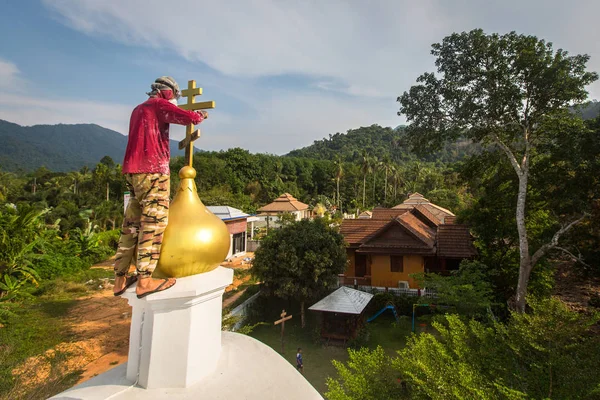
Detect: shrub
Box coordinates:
(96, 229, 120, 251)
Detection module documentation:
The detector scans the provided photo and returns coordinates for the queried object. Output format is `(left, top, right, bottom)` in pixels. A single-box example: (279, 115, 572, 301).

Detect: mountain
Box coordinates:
(286, 124, 477, 163)
(0, 120, 186, 172)
(574, 101, 600, 120)
(287, 104, 600, 164)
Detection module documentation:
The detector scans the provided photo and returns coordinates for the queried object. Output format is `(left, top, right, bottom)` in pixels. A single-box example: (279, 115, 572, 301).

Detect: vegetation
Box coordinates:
(1, 28, 600, 399)
(252, 218, 347, 327)
(399, 29, 599, 311)
(0, 119, 187, 172)
(326, 298, 600, 400)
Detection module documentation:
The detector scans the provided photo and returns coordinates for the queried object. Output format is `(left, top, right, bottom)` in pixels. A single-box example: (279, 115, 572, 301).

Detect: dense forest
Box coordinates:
(0, 119, 187, 172)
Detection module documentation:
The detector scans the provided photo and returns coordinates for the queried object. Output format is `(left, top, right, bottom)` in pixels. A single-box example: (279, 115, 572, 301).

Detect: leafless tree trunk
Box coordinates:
(495, 132, 586, 312)
(300, 301, 305, 328)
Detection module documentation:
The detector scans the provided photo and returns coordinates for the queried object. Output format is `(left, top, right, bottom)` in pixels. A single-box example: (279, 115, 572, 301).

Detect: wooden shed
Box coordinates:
(308, 287, 374, 343)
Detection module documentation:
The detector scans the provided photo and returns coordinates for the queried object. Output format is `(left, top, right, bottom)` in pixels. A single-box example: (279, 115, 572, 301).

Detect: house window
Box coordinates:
(232, 232, 246, 255)
(391, 256, 404, 273)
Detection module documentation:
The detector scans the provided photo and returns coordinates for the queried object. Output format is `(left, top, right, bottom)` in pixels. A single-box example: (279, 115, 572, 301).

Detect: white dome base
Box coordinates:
(50, 331, 323, 400)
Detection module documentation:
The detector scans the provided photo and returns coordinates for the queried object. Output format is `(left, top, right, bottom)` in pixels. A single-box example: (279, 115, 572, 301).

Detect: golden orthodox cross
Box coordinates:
(178, 80, 215, 166)
(274, 309, 293, 353)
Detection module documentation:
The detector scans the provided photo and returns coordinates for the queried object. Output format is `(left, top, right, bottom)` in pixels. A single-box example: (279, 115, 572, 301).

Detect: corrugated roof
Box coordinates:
(257, 193, 309, 212)
(308, 287, 374, 314)
(437, 224, 478, 258)
(207, 206, 250, 220)
(340, 219, 389, 245)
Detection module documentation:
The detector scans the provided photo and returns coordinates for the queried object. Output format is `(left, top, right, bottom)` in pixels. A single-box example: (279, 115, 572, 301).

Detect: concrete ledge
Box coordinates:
(50, 332, 323, 400)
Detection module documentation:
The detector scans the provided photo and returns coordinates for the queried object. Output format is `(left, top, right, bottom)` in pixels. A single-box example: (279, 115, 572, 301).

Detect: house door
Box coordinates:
(355, 254, 367, 277)
(232, 232, 246, 255)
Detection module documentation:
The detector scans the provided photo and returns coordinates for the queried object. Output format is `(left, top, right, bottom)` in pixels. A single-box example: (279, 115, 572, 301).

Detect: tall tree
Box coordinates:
(398, 29, 598, 312)
(252, 218, 347, 328)
(371, 155, 378, 205)
(333, 157, 343, 212)
(379, 156, 392, 205)
(360, 151, 371, 209)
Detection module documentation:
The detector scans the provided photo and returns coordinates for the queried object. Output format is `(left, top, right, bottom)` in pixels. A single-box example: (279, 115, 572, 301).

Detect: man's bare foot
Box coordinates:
(136, 276, 176, 298)
(113, 275, 138, 296)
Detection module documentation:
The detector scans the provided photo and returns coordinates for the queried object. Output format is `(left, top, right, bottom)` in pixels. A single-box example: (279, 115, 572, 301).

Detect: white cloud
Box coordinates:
(43, 0, 455, 99)
(3, 1, 599, 156)
(44, 0, 600, 100)
(0, 58, 27, 90)
(0, 94, 132, 134)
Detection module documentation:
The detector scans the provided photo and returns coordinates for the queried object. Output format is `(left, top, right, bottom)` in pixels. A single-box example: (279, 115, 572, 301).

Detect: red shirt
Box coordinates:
(122, 97, 203, 175)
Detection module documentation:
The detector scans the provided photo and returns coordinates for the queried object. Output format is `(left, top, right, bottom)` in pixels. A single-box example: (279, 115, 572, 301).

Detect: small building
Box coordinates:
(256, 193, 310, 221)
(309, 287, 374, 343)
(357, 211, 373, 219)
(208, 206, 258, 259)
(339, 193, 477, 289)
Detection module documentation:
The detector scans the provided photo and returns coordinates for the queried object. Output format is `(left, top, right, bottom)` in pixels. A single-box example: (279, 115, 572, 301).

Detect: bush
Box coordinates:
(96, 229, 120, 251)
(347, 324, 370, 349)
(365, 292, 421, 317)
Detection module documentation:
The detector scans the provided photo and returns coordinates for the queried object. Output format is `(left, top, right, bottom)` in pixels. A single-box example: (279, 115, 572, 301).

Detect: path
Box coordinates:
(223, 288, 248, 309)
(13, 254, 255, 395)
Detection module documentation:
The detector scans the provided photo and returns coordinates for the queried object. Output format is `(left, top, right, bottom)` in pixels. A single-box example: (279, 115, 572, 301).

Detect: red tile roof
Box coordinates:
(396, 212, 436, 247)
(339, 219, 389, 245)
(413, 204, 442, 226)
(341, 206, 476, 259)
(371, 208, 409, 220)
(437, 224, 477, 258)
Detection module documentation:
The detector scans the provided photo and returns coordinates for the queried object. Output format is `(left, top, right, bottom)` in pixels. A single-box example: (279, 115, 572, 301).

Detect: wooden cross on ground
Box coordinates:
(274, 309, 293, 354)
(178, 80, 216, 167)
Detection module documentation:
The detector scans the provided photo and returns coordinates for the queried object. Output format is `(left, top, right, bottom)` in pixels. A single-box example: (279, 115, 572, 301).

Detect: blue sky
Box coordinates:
(1, 0, 599, 154)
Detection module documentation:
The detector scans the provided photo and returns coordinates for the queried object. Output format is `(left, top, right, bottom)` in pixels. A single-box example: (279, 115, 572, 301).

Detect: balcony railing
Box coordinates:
(338, 275, 371, 286)
(338, 274, 436, 298)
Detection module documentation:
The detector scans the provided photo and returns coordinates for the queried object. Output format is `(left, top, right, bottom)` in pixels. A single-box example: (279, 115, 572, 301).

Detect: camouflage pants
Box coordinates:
(114, 174, 170, 277)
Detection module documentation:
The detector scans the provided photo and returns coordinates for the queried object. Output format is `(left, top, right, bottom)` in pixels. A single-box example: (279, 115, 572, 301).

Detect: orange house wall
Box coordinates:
(370, 255, 424, 288)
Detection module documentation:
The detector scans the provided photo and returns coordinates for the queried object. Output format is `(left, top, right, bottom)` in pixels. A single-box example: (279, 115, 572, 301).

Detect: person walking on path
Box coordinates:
(112, 76, 208, 298)
(296, 348, 304, 374)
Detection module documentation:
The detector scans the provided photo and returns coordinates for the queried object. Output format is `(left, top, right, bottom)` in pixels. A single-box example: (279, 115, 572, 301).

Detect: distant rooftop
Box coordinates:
(257, 193, 309, 213)
(207, 206, 250, 220)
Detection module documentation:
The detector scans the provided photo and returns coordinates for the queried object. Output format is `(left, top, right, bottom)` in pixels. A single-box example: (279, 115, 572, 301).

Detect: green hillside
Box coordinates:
(0, 120, 186, 172)
(286, 124, 478, 163)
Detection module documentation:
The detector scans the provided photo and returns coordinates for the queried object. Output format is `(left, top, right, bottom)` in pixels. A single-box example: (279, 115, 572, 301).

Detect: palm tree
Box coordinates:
(379, 156, 392, 205)
(371, 156, 378, 205)
(391, 166, 403, 203)
(333, 157, 343, 212)
(360, 151, 371, 209)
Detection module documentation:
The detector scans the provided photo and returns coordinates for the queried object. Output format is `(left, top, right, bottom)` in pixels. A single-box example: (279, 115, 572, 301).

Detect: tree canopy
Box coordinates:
(398, 29, 598, 311)
(252, 218, 347, 327)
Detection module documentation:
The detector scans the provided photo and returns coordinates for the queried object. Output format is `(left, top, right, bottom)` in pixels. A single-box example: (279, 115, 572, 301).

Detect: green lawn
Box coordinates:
(248, 312, 411, 394)
(0, 269, 114, 400)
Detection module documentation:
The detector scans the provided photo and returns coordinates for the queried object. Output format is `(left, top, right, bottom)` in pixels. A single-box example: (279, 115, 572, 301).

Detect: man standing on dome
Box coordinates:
(113, 76, 208, 298)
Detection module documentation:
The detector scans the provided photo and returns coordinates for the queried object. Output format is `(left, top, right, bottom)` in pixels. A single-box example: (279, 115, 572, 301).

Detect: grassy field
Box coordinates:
(248, 312, 411, 394)
(0, 269, 113, 400)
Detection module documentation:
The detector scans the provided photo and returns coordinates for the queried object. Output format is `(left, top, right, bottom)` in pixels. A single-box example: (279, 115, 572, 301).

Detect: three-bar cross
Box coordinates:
(178, 80, 216, 166)
(274, 309, 293, 354)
